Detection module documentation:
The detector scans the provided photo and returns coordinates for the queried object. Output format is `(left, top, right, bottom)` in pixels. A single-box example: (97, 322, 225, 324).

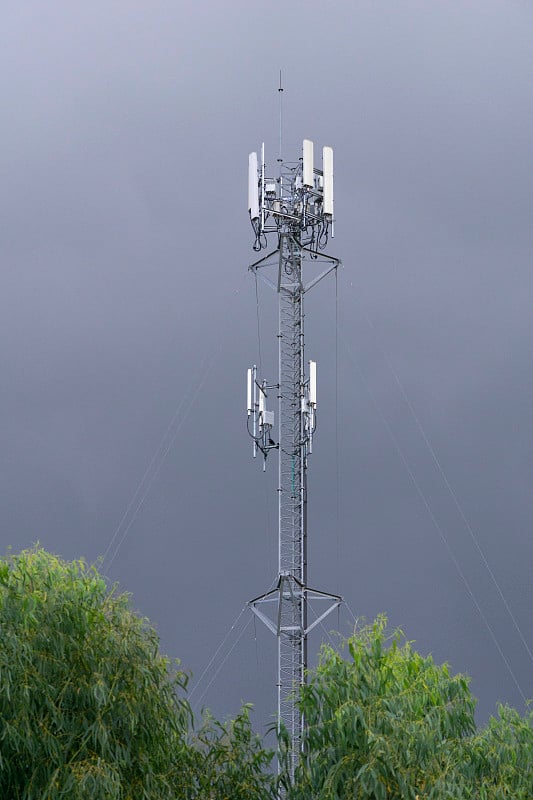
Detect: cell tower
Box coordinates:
(246, 137, 342, 782)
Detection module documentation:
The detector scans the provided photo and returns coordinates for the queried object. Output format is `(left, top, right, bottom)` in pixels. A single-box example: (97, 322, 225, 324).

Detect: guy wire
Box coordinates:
(356, 297, 533, 670)
(335, 266, 340, 582)
(189, 605, 247, 705)
(192, 616, 253, 713)
(99, 271, 248, 573)
(339, 327, 527, 704)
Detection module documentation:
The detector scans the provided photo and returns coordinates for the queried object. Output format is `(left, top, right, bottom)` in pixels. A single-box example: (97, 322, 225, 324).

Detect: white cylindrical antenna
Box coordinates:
(252, 365, 257, 457)
(261, 142, 265, 230)
(247, 368, 253, 413)
(323, 146, 334, 218)
(309, 360, 317, 406)
(278, 69, 283, 167)
(303, 139, 314, 188)
(248, 152, 259, 221)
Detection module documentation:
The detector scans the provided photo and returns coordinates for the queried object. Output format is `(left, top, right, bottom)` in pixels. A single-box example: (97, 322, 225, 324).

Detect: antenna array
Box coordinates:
(245, 138, 342, 784)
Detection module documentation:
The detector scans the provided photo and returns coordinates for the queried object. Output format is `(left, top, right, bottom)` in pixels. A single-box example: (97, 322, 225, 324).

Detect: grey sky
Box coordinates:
(2, 0, 533, 729)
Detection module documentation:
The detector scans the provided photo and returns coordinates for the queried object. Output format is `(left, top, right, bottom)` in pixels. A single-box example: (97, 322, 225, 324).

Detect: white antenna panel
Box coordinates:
(309, 360, 317, 405)
(303, 139, 314, 188)
(248, 152, 259, 220)
(259, 385, 265, 415)
(261, 143, 265, 229)
(247, 368, 253, 413)
(323, 146, 334, 217)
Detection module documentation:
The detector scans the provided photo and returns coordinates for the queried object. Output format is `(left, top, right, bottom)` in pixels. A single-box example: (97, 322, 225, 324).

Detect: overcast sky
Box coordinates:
(2, 0, 533, 731)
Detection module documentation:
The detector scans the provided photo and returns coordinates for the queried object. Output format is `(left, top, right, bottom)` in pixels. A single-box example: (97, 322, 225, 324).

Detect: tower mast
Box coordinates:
(246, 137, 342, 782)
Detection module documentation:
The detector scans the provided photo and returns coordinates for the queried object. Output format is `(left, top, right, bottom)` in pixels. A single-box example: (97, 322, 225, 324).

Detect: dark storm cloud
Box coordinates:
(2, 0, 533, 727)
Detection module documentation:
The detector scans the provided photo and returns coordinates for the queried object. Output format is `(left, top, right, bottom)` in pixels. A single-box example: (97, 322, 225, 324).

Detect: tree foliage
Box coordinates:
(3, 548, 531, 799)
(186, 705, 275, 799)
(0, 547, 275, 800)
(283, 616, 533, 800)
(0, 547, 191, 799)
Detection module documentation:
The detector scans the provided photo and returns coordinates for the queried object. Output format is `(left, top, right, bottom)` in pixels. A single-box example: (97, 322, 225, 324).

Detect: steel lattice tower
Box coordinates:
(246, 140, 342, 783)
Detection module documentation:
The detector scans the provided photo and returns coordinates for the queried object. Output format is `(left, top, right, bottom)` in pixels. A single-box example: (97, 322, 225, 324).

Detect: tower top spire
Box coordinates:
(278, 70, 283, 166)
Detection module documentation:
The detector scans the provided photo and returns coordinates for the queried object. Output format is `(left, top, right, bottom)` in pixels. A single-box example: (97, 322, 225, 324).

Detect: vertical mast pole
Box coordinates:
(247, 135, 341, 789)
(277, 234, 305, 773)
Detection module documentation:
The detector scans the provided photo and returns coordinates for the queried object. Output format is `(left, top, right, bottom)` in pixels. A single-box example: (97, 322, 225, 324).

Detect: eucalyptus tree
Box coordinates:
(0, 547, 193, 798)
(0, 547, 276, 800)
(6, 547, 529, 799)
(186, 705, 276, 800)
(457, 704, 533, 799)
(282, 616, 533, 800)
